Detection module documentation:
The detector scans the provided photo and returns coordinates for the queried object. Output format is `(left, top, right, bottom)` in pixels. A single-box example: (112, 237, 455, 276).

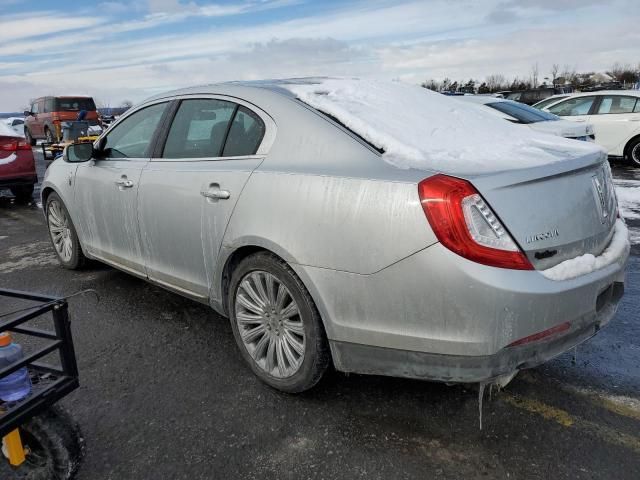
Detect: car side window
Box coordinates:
(596, 96, 638, 115)
(31, 102, 39, 114)
(162, 99, 236, 158)
(222, 106, 266, 157)
(44, 98, 55, 113)
(102, 102, 167, 158)
(548, 97, 595, 116)
(635, 101, 640, 113)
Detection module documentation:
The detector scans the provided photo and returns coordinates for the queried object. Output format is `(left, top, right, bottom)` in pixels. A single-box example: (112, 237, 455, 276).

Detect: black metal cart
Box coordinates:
(0, 288, 82, 477)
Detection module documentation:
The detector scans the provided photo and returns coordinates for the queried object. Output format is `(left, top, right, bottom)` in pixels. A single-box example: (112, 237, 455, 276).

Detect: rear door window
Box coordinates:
(222, 106, 266, 156)
(103, 102, 168, 158)
(596, 96, 638, 114)
(548, 96, 595, 116)
(163, 99, 236, 158)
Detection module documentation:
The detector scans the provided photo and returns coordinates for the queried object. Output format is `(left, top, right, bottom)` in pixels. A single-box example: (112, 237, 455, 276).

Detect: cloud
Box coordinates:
(0, 0, 639, 110)
(0, 12, 103, 43)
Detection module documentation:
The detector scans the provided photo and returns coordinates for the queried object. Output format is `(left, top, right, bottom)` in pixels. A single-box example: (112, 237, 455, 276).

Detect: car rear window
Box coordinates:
(54, 97, 96, 112)
(533, 96, 568, 110)
(487, 101, 559, 124)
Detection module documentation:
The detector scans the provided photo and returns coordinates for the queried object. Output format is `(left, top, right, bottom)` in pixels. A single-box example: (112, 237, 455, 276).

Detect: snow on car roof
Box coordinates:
(283, 78, 602, 175)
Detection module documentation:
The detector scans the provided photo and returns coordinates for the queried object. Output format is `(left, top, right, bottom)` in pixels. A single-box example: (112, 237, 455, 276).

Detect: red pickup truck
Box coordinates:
(0, 123, 36, 202)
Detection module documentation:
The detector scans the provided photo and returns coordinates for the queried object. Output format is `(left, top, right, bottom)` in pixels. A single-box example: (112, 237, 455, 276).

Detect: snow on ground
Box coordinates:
(614, 178, 640, 246)
(614, 179, 640, 220)
(541, 219, 630, 281)
(285, 78, 603, 175)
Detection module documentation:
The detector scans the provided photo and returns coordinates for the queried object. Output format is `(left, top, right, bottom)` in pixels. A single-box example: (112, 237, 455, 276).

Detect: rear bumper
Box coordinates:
(0, 175, 37, 188)
(294, 235, 628, 382)
(330, 282, 623, 383)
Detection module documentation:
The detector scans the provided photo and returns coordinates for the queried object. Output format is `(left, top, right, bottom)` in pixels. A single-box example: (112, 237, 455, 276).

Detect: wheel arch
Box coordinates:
(217, 243, 333, 342)
(41, 185, 90, 260)
(41, 186, 56, 206)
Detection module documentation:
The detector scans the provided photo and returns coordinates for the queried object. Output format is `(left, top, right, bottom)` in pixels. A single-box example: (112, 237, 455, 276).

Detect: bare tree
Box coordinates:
(560, 64, 578, 86)
(530, 62, 539, 88)
(485, 74, 506, 92)
(421, 79, 441, 91)
(550, 64, 560, 86)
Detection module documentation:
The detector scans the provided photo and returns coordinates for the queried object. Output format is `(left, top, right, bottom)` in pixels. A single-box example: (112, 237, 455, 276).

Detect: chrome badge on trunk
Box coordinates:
(592, 164, 616, 225)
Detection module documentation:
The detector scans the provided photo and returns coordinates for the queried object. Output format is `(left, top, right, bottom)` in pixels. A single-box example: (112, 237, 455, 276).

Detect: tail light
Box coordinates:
(418, 174, 533, 270)
(0, 138, 31, 151)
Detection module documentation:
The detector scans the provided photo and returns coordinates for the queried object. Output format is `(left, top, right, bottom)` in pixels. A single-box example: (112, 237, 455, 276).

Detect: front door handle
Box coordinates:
(201, 189, 230, 200)
(115, 179, 134, 189)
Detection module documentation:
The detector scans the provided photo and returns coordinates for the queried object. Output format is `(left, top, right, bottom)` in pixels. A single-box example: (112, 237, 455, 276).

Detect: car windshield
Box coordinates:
(533, 96, 568, 110)
(54, 97, 96, 111)
(487, 101, 560, 124)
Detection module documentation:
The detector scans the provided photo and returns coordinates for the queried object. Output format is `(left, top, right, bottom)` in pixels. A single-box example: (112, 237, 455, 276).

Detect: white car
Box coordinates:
(3, 117, 25, 137)
(456, 96, 595, 142)
(537, 91, 640, 166)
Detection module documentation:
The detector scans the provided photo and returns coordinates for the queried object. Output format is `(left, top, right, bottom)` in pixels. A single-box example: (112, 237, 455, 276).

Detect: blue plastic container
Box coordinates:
(0, 333, 32, 402)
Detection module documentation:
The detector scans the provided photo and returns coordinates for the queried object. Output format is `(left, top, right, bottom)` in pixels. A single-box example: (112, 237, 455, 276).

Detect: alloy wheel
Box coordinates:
(632, 143, 640, 166)
(234, 270, 305, 378)
(47, 200, 73, 262)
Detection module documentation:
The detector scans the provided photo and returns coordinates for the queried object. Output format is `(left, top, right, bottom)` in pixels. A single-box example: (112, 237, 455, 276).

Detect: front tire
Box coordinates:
(25, 128, 36, 146)
(228, 252, 330, 393)
(628, 138, 640, 168)
(45, 192, 86, 269)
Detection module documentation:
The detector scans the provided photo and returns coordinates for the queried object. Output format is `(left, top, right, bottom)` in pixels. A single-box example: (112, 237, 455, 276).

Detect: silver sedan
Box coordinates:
(42, 79, 629, 392)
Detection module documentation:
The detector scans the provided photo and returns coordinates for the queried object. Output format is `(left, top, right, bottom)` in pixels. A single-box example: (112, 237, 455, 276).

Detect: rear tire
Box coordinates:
(10, 185, 34, 203)
(45, 192, 86, 270)
(228, 252, 330, 393)
(25, 128, 36, 146)
(45, 127, 54, 144)
(627, 138, 640, 168)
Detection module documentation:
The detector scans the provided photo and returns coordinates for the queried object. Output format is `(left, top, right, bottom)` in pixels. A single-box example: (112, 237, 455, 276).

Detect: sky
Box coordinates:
(0, 0, 638, 110)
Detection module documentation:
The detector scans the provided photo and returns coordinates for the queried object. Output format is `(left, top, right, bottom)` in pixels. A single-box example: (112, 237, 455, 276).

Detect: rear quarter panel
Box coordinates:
(221, 99, 437, 275)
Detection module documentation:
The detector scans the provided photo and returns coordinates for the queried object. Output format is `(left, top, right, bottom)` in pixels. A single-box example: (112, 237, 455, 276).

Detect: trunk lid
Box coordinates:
(460, 151, 617, 270)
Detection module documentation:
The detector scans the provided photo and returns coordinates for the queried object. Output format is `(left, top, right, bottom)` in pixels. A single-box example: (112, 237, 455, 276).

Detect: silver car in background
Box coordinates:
(42, 79, 628, 392)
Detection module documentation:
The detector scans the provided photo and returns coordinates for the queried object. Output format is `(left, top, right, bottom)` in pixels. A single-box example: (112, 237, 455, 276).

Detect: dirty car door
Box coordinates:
(74, 101, 169, 274)
(138, 97, 267, 300)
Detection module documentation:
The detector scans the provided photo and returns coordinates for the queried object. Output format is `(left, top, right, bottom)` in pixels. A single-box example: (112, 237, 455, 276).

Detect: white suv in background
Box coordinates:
(538, 91, 640, 166)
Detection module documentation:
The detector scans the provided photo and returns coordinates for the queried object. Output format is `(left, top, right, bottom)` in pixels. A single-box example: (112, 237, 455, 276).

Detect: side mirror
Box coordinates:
(23, 110, 32, 117)
(64, 142, 94, 163)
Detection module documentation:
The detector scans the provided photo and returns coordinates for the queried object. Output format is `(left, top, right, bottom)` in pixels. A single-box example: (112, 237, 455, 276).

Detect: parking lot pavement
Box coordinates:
(0, 152, 639, 479)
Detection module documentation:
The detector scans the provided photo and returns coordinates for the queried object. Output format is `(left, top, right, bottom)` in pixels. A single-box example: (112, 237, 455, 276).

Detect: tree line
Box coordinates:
(421, 62, 640, 94)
